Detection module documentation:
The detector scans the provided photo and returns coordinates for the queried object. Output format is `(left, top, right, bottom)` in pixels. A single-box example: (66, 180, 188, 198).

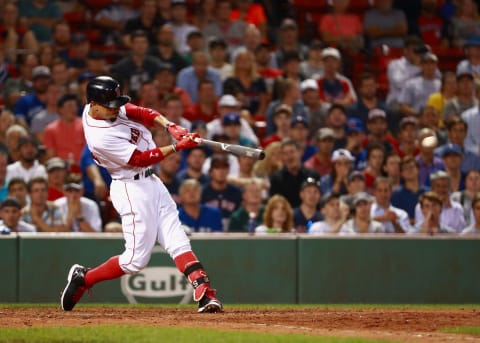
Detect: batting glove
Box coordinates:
(173, 133, 200, 151)
(166, 122, 188, 140)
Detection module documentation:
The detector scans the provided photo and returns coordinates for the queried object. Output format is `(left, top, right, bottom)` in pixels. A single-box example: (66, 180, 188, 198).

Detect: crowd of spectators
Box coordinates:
(1, 0, 480, 236)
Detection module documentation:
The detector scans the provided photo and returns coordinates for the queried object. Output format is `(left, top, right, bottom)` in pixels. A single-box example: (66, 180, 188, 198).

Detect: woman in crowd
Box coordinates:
(255, 194, 294, 233)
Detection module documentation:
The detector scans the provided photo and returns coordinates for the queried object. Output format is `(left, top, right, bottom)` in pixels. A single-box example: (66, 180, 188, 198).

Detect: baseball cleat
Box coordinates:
(198, 289, 223, 313)
(60, 264, 88, 311)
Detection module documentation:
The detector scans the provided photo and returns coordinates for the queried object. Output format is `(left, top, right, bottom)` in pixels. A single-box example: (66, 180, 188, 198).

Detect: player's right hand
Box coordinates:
(174, 133, 200, 151)
(166, 122, 188, 140)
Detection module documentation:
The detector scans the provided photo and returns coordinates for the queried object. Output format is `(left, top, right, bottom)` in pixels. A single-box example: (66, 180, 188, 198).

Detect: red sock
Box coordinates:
(84, 256, 125, 288)
(174, 251, 199, 273)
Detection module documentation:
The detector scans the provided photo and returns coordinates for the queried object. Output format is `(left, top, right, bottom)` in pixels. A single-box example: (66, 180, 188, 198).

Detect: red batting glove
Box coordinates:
(174, 133, 200, 151)
(166, 122, 188, 140)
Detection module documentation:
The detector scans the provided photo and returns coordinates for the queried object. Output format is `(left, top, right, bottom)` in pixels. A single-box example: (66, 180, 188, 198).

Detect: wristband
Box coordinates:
(171, 143, 177, 152)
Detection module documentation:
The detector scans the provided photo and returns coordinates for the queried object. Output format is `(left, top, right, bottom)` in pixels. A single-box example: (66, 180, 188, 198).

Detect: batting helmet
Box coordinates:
(86, 76, 131, 108)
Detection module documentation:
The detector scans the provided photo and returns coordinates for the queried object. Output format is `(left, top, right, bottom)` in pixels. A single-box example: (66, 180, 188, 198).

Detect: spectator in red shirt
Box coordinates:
(418, 0, 448, 48)
(184, 79, 220, 123)
(262, 104, 292, 148)
(45, 157, 67, 201)
(230, 0, 267, 42)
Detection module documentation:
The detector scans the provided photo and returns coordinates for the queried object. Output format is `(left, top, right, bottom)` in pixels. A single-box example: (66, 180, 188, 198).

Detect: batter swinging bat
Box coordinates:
(194, 138, 266, 160)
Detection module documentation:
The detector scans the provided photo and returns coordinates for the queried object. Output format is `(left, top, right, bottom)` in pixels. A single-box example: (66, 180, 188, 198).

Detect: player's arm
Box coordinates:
(124, 103, 187, 140)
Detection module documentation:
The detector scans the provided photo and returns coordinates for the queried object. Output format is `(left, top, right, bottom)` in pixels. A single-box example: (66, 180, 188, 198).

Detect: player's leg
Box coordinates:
(155, 179, 222, 313)
(61, 180, 157, 311)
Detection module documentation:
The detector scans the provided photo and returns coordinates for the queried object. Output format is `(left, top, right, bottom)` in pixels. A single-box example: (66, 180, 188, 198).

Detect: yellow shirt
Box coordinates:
(426, 92, 446, 128)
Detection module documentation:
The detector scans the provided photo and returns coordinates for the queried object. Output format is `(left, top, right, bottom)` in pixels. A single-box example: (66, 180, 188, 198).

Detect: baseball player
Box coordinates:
(60, 76, 222, 313)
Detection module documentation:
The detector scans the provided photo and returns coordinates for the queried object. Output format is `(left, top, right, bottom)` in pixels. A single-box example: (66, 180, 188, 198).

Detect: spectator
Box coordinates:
(339, 170, 367, 210)
(148, 23, 188, 74)
(111, 30, 162, 100)
(255, 194, 294, 233)
(386, 36, 424, 107)
(363, 108, 397, 153)
(178, 178, 223, 232)
(462, 82, 480, 155)
(326, 104, 349, 148)
(183, 30, 205, 65)
(0, 197, 36, 232)
(0, 110, 14, 149)
(13, 65, 50, 127)
(413, 191, 457, 234)
(347, 72, 390, 129)
(6, 135, 47, 183)
(22, 176, 65, 232)
(269, 139, 319, 208)
(415, 170, 466, 232)
(0, 150, 7, 201)
(394, 116, 419, 158)
(436, 116, 480, 173)
(427, 71, 457, 127)
(37, 42, 54, 67)
(262, 104, 293, 148)
(43, 93, 85, 164)
(223, 49, 268, 117)
(162, 94, 191, 131)
(270, 18, 308, 69)
(451, 0, 480, 47)
(177, 51, 222, 103)
(452, 169, 480, 226)
(3, 52, 37, 110)
(271, 51, 305, 101)
(442, 68, 476, 123)
(309, 193, 347, 234)
(300, 41, 324, 78)
(343, 118, 367, 170)
(441, 144, 466, 192)
(418, 105, 446, 145)
(416, 129, 444, 186)
(364, 0, 408, 49)
(461, 192, 480, 234)
(371, 177, 411, 233)
(30, 82, 60, 143)
(383, 152, 402, 190)
(221, 112, 255, 147)
(201, 153, 242, 228)
(391, 156, 427, 222)
(5, 124, 28, 163)
(177, 146, 209, 186)
(155, 63, 192, 109)
(63, 34, 90, 82)
(304, 128, 335, 177)
(340, 192, 385, 234)
(95, 0, 138, 47)
(18, 0, 62, 43)
(51, 58, 70, 93)
(54, 175, 102, 232)
(123, 0, 162, 47)
(399, 52, 441, 117)
(231, 24, 262, 63)
(363, 144, 386, 191)
(293, 177, 322, 233)
(228, 179, 265, 232)
(230, 0, 267, 41)
(319, 148, 354, 196)
(45, 156, 67, 201)
(1, 2, 38, 63)
(316, 48, 357, 107)
(170, 0, 198, 55)
(456, 35, 480, 79)
(255, 43, 282, 96)
(252, 141, 283, 179)
(300, 79, 328, 137)
(184, 79, 220, 123)
(137, 80, 162, 112)
(418, 0, 448, 48)
(79, 144, 110, 204)
(288, 115, 316, 163)
(208, 38, 232, 82)
(7, 177, 28, 208)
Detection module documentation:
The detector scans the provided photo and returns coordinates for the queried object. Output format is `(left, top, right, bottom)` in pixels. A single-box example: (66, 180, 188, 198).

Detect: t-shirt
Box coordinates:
(43, 118, 86, 163)
(319, 14, 362, 38)
(178, 204, 223, 232)
(364, 8, 407, 48)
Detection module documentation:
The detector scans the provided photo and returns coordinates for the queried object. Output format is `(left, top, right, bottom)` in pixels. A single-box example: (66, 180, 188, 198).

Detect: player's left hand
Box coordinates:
(175, 133, 200, 151)
(166, 122, 188, 140)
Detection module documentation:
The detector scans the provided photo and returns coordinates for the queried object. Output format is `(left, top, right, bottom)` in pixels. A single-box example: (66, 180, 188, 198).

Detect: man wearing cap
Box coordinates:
(177, 146, 210, 186)
(6, 135, 47, 183)
(457, 35, 480, 79)
(13, 65, 50, 127)
(442, 68, 477, 122)
(269, 18, 308, 69)
(149, 23, 188, 75)
(288, 115, 316, 162)
(300, 78, 329, 137)
(0, 197, 36, 233)
(54, 175, 102, 232)
(309, 194, 348, 234)
(414, 170, 465, 232)
(304, 128, 335, 177)
(339, 192, 385, 234)
(398, 52, 441, 116)
(30, 82, 61, 143)
(270, 139, 319, 208)
(262, 104, 293, 148)
(339, 170, 367, 210)
(319, 148, 354, 196)
(371, 177, 411, 234)
(440, 144, 465, 192)
(45, 157, 67, 201)
(343, 118, 367, 170)
(316, 47, 357, 107)
(222, 112, 255, 147)
(293, 177, 322, 233)
(363, 108, 397, 153)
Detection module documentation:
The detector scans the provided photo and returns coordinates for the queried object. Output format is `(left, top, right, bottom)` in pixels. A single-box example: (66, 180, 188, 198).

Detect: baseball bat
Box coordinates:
(194, 138, 266, 160)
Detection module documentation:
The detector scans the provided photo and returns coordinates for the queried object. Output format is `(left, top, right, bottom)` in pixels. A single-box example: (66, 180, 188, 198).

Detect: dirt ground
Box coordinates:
(1, 307, 480, 342)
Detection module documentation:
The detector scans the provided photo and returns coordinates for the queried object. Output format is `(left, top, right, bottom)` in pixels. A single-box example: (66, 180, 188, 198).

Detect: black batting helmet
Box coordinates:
(86, 76, 131, 108)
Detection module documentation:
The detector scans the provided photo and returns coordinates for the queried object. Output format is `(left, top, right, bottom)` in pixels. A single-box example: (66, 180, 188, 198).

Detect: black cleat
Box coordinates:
(198, 289, 223, 313)
(60, 264, 88, 311)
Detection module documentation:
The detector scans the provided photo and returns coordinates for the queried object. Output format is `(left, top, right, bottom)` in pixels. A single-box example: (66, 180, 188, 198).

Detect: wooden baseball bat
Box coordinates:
(194, 138, 266, 160)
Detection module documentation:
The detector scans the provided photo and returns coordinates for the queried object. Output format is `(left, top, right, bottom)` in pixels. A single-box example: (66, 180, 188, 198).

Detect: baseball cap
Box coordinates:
(32, 66, 51, 80)
(301, 177, 321, 191)
(300, 79, 319, 92)
(348, 170, 365, 182)
(353, 192, 373, 206)
(210, 154, 230, 169)
(345, 118, 364, 134)
(456, 65, 474, 79)
(218, 94, 239, 107)
(291, 115, 308, 128)
(0, 197, 22, 210)
(331, 149, 354, 162)
(316, 127, 335, 141)
(441, 144, 463, 158)
(280, 18, 297, 30)
(321, 47, 341, 60)
(430, 170, 449, 182)
(368, 108, 387, 121)
(421, 52, 438, 63)
(400, 116, 418, 129)
(46, 157, 67, 172)
(222, 112, 241, 126)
